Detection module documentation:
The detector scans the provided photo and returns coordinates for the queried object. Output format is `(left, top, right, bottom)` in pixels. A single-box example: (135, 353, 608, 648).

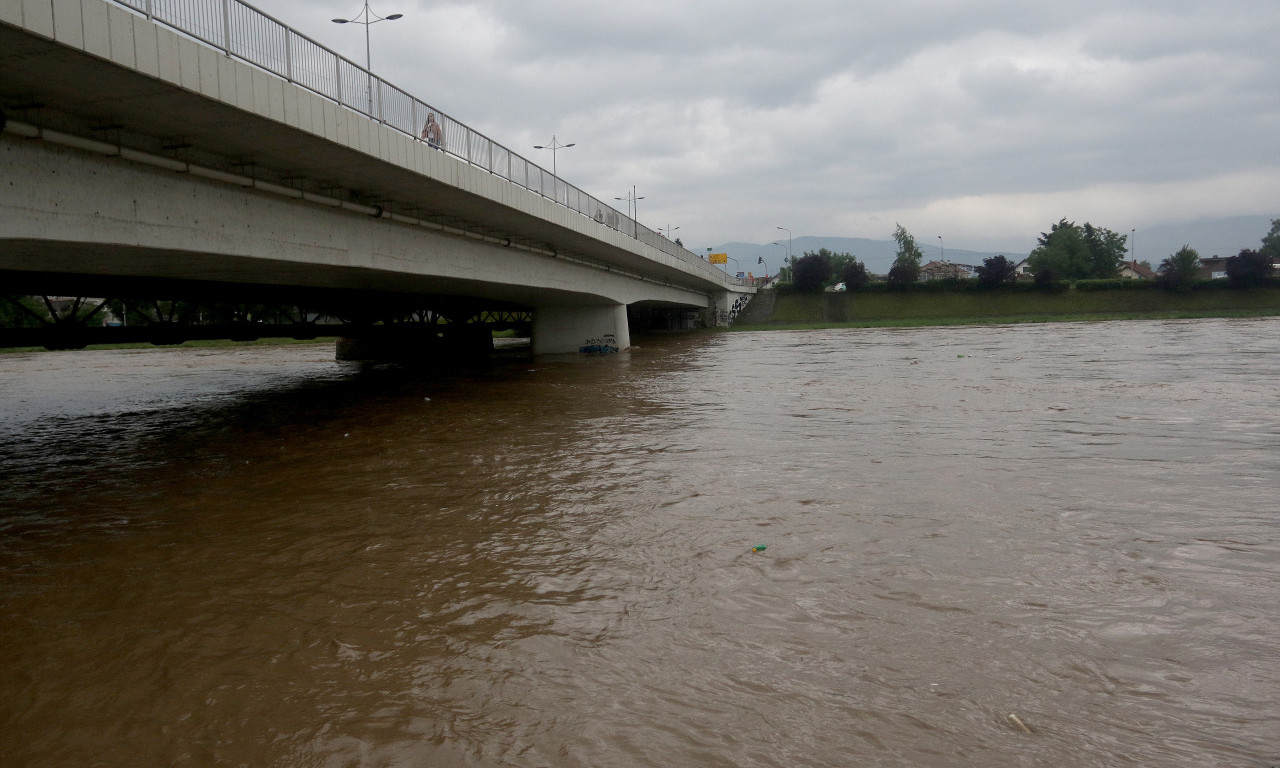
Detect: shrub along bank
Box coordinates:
(750, 282, 1280, 327)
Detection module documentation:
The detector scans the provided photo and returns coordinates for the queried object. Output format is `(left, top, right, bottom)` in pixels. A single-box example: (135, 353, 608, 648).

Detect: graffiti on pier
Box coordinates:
(579, 333, 619, 355)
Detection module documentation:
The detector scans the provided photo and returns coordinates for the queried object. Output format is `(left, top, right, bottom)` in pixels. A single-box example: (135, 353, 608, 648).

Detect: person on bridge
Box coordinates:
(421, 113, 444, 150)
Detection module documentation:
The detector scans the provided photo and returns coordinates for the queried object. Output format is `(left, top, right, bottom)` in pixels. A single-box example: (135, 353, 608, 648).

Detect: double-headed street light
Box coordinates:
(776, 226, 792, 268)
(660, 224, 680, 239)
(332, 1, 402, 114)
(615, 186, 645, 223)
(533, 135, 575, 177)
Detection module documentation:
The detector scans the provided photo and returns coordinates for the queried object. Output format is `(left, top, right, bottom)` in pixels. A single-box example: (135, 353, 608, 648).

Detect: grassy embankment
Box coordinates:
(733, 285, 1280, 330)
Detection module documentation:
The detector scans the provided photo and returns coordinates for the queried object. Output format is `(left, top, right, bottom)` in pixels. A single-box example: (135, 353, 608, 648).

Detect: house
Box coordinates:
(919, 261, 973, 280)
(1118, 260, 1157, 279)
(1196, 254, 1280, 280)
(1198, 256, 1230, 280)
(1012, 258, 1157, 280)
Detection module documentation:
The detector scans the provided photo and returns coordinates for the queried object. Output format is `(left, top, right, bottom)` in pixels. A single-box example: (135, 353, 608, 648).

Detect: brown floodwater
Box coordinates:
(1, 318, 1278, 767)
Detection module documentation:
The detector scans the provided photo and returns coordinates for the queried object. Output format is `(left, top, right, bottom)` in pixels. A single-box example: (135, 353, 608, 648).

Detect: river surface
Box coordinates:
(1, 318, 1278, 767)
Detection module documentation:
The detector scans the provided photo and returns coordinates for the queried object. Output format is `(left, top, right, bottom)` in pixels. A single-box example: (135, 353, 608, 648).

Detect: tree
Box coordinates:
(792, 251, 834, 293)
(1082, 222, 1127, 279)
(1026, 219, 1128, 280)
(891, 223, 923, 283)
(825, 250, 858, 278)
(1033, 265, 1059, 287)
(1225, 249, 1275, 287)
(886, 263, 916, 287)
(974, 255, 1018, 287)
(1261, 218, 1280, 261)
(1157, 245, 1201, 291)
(839, 259, 870, 290)
(1028, 219, 1091, 280)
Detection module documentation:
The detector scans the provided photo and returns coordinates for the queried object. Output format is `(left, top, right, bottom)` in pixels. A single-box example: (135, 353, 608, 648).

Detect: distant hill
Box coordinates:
(712, 236, 1025, 276)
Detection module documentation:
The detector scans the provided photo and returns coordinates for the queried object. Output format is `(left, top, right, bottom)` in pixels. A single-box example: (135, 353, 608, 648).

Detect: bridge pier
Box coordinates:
(532, 304, 630, 355)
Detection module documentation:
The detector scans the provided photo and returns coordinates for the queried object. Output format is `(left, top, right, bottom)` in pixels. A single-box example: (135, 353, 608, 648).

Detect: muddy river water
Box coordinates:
(1, 317, 1278, 767)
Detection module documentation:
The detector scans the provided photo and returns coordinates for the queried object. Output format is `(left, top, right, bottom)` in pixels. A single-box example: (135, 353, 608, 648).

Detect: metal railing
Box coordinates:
(110, 0, 741, 286)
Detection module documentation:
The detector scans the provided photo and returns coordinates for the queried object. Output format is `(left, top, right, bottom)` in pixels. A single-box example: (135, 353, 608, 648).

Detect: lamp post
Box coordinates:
(938, 235, 944, 262)
(772, 242, 790, 280)
(332, 1, 402, 114)
(533, 135, 574, 177)
(614, 186, 645, 225)
(776, 226, 792, 270)
(1131, 229, 1136, 264)
(660, 224, 680, 239)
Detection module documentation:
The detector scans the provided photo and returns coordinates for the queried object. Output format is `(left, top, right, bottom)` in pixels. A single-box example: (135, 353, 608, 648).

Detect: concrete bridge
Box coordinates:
(0, 0, 752, 355)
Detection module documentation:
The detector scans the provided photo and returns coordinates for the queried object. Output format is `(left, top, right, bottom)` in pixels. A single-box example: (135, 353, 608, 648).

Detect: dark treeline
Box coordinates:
(783, 218, 1280, 294)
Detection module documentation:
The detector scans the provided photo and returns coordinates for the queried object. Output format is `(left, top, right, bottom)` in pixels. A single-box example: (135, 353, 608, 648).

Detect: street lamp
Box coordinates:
(772, 242, 790, 280)
(776, 226, 792, 268)
(332, 1, 402, 114)
(1131, 229, 1136, 263)
(533, 135, 575, 177)
(660, 224, 680, 239)
(938, 235, 944, 262)
(614, 186, 645, 222)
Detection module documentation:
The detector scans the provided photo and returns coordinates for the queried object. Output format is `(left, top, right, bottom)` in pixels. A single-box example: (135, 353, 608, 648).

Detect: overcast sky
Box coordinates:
(247, 0, 1280, 258)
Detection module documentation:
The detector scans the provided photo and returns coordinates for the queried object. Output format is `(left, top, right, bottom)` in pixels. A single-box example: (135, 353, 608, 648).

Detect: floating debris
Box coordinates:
(1007, 713, 1032, 733)
(751, 544, 767, 553)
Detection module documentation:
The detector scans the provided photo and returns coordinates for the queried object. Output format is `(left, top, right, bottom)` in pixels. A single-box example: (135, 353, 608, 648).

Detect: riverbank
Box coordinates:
(0, 336, 342, 355)
(731, 285, 1280, 330)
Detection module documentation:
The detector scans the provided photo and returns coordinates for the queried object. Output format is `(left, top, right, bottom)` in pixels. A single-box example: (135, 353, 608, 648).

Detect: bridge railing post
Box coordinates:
(334, 55, 342, 105)
(220, 0, 231, 55)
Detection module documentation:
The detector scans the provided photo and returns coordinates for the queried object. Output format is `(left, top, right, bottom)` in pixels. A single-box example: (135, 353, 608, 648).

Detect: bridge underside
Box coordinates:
(1, 132, 715, 355)
(0, 242, 706, 357)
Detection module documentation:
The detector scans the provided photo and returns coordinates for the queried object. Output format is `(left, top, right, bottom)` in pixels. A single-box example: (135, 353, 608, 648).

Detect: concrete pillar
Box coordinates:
(532, 304, 630, 355)
(708, 288, 755, 326)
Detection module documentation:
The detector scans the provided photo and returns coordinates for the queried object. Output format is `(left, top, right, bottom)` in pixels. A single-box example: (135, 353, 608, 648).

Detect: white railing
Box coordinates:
(110, 0, 741, 286)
